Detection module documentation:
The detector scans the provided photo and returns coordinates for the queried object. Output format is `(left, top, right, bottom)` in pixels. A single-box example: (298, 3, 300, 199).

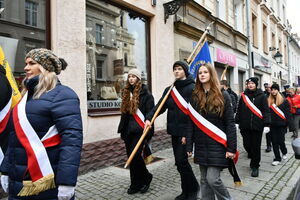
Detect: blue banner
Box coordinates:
(189, 41, 212, 79)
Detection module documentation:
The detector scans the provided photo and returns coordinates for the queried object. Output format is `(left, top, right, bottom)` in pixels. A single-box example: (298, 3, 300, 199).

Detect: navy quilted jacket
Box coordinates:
(0, 76, 83, 200)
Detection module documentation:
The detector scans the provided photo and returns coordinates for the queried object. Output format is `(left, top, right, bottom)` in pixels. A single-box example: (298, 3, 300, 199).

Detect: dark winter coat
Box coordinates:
(270, 99, 294, 130)
(118, 84, 154, 140)
(146, 76, 195, 137)
(235, 88, 271, 132)
(0, 76, 83, 200)
(0, 65, 12, 153)
(222, 88, 237, 113)
(186, 91, 237, 168)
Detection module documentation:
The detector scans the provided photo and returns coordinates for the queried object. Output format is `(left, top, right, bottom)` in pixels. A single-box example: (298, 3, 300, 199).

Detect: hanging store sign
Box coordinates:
(252, 52, 272, 74)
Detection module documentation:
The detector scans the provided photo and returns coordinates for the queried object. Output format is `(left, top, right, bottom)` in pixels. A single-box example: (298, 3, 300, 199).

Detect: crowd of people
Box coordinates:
(0, 51, 299, 200)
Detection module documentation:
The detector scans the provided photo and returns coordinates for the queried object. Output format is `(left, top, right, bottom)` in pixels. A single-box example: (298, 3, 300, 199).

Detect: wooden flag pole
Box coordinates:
(124, 22, 214, 169)
(124, 83, 174, 168)
(186, 21, 214, 64)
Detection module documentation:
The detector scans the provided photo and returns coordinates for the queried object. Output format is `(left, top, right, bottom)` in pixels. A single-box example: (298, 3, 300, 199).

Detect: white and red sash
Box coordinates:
(270, 104, 286, 120)
(0, 96, 12, 133)
(13, 92, 60, 196)
(241, 93, 263, 119)
(188, 103, 228, 147)
(133, 109, 145, 129)
(170, 87, 189, 115)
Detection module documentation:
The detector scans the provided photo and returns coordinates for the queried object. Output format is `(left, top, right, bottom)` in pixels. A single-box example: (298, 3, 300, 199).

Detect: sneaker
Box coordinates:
(272, 161, 280, 166)
(251, 168, 259, 177)
(282, 155, 287, 160)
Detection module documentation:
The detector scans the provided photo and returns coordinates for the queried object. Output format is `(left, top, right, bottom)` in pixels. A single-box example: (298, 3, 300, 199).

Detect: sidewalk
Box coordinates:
(75, 133, 300, 200)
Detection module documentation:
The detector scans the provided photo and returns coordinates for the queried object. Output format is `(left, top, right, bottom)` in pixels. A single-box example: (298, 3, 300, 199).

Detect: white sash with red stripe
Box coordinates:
(170, 87, 189, 115)
(270, 104, 286, 120)
(0, 96, 12, 132)
(188, 103, 228, 147)
(13, 92, 60, 196)
(241, 93, 263, 119)
(133, 108, 145, 129)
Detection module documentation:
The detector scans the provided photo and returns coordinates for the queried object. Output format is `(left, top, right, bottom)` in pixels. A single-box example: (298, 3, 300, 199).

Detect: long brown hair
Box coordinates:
(120, 80, 142, 114)
(268, 92, 284, 106)
(192, 63, 224, 116)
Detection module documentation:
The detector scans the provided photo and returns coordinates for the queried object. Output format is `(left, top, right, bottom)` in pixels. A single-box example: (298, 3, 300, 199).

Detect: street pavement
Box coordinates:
(74, 132, 300, 200)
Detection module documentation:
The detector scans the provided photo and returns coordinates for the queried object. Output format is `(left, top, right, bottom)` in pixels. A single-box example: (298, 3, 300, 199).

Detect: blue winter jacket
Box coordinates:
(0, 76, 83, 200)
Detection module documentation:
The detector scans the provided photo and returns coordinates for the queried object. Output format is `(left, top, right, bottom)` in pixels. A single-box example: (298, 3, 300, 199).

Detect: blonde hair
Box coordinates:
(192, 63, 225, 117)
(21, 66, 58, 99)
(268, 92, 284, 107)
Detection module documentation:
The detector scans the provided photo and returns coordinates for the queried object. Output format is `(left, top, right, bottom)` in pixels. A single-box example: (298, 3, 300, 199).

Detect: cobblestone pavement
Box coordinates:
(74, 132, 300, 200)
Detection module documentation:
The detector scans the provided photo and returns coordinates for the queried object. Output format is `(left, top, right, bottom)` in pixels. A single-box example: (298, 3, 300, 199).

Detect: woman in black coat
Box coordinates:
(117, 69, 154, 195)
(186, 63, 236, 200)
(268, 84, 294, 166)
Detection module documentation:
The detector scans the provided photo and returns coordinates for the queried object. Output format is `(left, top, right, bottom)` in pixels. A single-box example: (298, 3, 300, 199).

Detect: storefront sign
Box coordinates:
(252, 52, 272, 74)
(88, 100, 121, 110)
(216, 48, 236, 67)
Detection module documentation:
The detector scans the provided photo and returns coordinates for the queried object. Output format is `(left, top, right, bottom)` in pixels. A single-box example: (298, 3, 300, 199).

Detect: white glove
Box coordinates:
(263, 127, 270, 134)
(235, 124, 239, 130)
(0, 175, 9, 193)
(58, 185, 75, 200)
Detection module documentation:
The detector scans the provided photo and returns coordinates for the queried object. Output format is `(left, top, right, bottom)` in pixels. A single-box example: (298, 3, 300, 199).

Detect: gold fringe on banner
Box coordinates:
(18, 174, 56, 196)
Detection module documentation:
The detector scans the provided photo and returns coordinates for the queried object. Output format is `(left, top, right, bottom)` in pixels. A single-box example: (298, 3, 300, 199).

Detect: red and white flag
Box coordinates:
(241, 93, 263, 119)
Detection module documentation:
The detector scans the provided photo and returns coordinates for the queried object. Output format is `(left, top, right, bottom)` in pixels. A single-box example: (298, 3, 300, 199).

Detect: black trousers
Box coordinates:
(125, 133, 151, 189)
(266, 132, 272, 148)
(172, 136, 199, 194)
(270, 127, 287, 161)
(240, 130, 263, 168)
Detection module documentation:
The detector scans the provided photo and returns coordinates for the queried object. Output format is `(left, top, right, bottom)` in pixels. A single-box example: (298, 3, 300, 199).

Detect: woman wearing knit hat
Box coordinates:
(235, 77, 271, 177)
(118, 68, 154, 195)
(0, 48, 83, 200)
(268, 84, 294, 166)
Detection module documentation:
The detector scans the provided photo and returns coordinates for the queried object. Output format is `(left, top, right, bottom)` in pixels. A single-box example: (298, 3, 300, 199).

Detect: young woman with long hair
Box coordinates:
(118, 69, 154, 195)
(268, 84, 294, 166)
(186, 63, 237, 200)
(0, 48, 83, 200)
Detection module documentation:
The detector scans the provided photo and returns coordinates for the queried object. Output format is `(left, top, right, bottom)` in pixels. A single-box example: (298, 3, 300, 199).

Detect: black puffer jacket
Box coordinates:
(146, 76, 195, 137)
(0, 65, 12, 153)
(118, 84, 154, 139)
(186, 91, 237, 167)
(270, 99, 294, 130)
(235, 88, 271, 131)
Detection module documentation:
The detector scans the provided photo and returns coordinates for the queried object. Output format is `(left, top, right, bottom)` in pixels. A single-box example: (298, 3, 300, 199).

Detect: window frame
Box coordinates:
(25, 1, 38, 27)
(87, 0, 151, 116)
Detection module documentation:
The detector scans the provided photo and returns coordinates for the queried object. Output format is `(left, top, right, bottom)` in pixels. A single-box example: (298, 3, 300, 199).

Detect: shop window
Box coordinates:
(0, 0, 50, 88)
(262, 23, 268, 54)
(86, 0, 150, 115)
(25, 1, 38, 27)
(252, 13, 258, 48)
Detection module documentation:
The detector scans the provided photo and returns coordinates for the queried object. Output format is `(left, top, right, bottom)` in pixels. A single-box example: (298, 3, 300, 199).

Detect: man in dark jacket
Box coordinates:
(145, 61, 199, 200)
(220, 80, 238, 113)
(235, 77, 271, 177)
(0, 64, 12, 163)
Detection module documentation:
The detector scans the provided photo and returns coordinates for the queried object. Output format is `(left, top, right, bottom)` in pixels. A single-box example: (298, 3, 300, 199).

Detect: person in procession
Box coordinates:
(286, 87, 300, 138)
(263, 83, 272, 153)
(186, 63, 237, 200)
(220, 80, 238, 113)
(144, 61, 199, 200)
(0, 64, 12, 163)
(268, 84, 294, 166)
(117, 68, 154, 195)
(235, 77, 271, 177)
(0, 48, 83, 200)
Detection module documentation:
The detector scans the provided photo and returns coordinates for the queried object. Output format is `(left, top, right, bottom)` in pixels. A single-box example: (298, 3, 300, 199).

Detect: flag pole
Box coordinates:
(186, 21, 214, 64)
(124, 22, 214, 169)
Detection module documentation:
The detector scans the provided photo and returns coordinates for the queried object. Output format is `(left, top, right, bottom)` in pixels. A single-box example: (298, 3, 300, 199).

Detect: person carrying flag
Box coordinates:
(235, 77, 271, 177)
(0, 64, 12, 164)
(117, 68, 154, 195)
(145, 61, 199, 200)
(186, 63, 237, 200)
(0, 48, 83, 200)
